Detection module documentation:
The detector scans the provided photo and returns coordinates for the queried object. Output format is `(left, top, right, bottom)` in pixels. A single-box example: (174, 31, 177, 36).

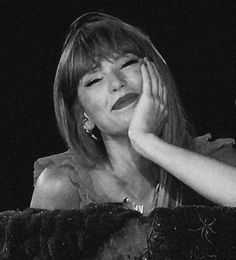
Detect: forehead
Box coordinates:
(84, 53, 138, 75)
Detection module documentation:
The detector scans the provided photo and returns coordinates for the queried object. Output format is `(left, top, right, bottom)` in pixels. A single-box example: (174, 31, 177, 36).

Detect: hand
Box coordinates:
(128, 57, 168, 141)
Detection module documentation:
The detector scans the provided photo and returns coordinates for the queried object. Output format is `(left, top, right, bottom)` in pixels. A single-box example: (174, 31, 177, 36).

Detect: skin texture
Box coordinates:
(128, 58, 236, 207)
(31, 54, 236, 212)
(77, 55, 161, 213)
(128, 57, 168, 141)
(78, 54, 143, 136)
(31, 54, 161, 213)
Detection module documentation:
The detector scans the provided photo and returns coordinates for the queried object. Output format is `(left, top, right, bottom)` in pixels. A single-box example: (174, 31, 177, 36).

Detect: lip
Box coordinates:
(111, 93, 139, 111)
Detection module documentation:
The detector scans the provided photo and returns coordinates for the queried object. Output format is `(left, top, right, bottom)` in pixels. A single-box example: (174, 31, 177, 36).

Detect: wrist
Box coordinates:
(129, 131, 158, 154)
(128, 130, 146, 142)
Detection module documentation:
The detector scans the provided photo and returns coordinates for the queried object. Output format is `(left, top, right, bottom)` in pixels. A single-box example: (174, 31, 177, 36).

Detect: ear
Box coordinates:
(83, 112, 95, 131)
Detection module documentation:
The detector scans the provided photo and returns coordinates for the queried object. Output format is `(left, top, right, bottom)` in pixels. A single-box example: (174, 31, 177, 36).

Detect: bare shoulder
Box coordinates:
(30, 165, 81, 210)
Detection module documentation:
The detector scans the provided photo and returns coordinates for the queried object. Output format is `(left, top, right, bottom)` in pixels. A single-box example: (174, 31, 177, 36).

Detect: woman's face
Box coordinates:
(77, 53, 143, 137)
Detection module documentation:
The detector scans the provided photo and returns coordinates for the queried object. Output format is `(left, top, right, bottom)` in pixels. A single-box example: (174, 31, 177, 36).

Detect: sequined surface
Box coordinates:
(0, 205, 235, 259)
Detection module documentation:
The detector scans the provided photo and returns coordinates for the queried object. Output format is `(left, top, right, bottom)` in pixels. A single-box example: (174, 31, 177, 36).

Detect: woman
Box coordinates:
(30, 12, 236, 215)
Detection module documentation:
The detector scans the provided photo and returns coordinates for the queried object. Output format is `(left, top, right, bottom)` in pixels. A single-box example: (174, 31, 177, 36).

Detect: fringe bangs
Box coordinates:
(71, 21, 149, 81)
(53, 13, 194, 207)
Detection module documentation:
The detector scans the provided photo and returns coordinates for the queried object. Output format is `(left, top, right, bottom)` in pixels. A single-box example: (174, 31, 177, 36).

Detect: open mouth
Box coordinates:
(111, 93, 139, 111)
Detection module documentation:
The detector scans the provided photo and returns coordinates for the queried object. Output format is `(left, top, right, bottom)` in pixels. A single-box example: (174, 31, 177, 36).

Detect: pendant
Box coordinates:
(123, 197, 144, 214)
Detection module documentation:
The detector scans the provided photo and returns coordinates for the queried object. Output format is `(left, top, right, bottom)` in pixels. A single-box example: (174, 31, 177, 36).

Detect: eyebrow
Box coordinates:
(85, 67, 99, 75)
(84, 54, 138, 76)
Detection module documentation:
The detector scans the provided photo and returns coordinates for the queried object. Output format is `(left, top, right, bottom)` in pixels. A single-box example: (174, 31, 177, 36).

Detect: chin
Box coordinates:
(99, 109, 134, 137)
(101, 122, 130, 138)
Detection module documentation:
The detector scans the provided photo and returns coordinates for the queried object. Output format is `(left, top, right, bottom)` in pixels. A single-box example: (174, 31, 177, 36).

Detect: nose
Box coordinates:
(108, 70, 126, 93)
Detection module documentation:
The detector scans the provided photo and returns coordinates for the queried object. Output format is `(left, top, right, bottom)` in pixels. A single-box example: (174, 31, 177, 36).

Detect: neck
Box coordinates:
(101, 134, 160, 194)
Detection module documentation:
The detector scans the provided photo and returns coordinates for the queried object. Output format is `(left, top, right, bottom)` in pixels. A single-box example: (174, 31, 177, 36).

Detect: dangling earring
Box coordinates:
(82, 118, 98, 140)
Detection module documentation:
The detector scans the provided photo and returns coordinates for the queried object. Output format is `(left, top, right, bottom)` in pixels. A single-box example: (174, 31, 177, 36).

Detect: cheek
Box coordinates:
(126, 67, 143, 92)
(77, 87, 106, 120)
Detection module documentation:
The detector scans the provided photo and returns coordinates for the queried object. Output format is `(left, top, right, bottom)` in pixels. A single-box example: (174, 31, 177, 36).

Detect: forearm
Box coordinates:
(130, 133, 236, 206)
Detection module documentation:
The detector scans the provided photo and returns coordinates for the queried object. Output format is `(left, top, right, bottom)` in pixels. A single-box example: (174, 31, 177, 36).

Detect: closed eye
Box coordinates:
(121, 59, 139, 69)
(85, 78, 102, 87)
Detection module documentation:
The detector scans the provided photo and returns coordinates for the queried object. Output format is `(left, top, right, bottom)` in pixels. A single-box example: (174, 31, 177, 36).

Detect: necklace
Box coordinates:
(94, 164, 160, 214)
(123, 197, 144, 214)
(122, 183, 160, 214)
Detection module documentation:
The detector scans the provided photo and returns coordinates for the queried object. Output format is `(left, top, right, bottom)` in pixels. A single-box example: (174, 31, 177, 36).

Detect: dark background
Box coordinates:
(1, 0, 235, 211)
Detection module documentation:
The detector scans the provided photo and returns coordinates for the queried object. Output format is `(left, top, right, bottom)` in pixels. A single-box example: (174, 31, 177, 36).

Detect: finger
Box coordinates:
(163, 84, 167, 106)
(146, 59, 158, 97)
(141, 61, 152, 97)
(152, 62, 168, 107)
(152, 62, 164, 100)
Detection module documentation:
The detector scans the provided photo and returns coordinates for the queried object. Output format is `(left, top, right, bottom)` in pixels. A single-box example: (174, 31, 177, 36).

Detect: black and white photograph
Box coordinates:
(1, 1, 235, 258)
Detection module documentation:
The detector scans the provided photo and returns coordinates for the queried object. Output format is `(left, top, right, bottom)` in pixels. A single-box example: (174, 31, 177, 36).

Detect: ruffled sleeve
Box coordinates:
(33, 150, 76, 187)
(183, 133, 236, 206)
(193, 133, 236, 165)
(33, 150, 107, 208)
